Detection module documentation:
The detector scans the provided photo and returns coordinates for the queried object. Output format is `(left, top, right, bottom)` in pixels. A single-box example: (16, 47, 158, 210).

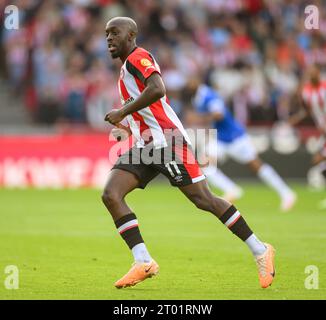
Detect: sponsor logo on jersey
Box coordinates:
(123, 96, 134, 106)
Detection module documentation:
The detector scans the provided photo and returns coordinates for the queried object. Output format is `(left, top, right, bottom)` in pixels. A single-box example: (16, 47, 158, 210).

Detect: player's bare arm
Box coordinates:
(289, 95, 326, 135)
(189, 97, 224, 126)
(287, 107, 307, 126)
(201, 111, 224, 124)
(287, 93, 308, 126)
(104, 72, 165, 125)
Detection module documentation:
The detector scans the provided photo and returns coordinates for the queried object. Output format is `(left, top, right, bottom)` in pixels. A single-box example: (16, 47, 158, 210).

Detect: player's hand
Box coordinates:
(104, 109, 125, 125)
(111, 127, 129, 141)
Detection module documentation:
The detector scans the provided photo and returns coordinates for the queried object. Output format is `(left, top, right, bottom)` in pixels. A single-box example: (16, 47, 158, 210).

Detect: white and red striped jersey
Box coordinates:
(118, 47, 191, 148)
(302, 81, 326, 133)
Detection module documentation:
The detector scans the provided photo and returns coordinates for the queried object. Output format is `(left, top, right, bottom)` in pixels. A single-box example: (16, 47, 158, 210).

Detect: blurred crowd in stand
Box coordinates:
(1, 0, 325, 129)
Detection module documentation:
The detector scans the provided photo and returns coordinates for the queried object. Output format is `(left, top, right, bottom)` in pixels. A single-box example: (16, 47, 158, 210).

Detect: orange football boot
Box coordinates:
(115, 260, 159, 289)
(255, 243, 276, 288)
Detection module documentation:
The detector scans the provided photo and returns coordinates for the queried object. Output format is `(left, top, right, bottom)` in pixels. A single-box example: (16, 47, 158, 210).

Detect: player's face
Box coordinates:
(106, 23, 129, 59)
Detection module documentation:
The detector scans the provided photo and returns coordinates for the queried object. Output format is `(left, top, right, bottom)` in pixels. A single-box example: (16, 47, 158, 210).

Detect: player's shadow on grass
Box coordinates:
(118, 287, 161, 292)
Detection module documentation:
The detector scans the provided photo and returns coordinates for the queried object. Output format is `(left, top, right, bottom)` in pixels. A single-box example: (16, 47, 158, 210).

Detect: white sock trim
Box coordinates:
(118, 219, 138, 234)
(225, 211, 241, 228)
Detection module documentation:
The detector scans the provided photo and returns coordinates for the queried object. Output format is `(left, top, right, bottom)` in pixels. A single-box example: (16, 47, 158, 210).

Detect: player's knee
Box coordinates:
(101, 188, 121, 208)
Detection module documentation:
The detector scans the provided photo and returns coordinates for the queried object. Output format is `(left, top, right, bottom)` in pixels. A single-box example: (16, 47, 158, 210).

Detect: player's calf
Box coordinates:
(181, 182, 231, 217)
(190, 193, 222, 213)
(180, 181, 275, 287)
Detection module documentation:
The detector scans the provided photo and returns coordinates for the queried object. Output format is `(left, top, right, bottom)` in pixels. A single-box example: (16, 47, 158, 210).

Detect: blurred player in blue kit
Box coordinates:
(187, 78, 297, 212)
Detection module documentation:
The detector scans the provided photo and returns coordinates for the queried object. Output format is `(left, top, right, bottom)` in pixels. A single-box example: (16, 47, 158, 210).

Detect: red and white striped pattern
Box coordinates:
(118, 48, 191, 149)
(117, 219, 138, 234)
(224, 210, 241, 228)
(302, 81, 326, 132)
(173, 142, 205, 181)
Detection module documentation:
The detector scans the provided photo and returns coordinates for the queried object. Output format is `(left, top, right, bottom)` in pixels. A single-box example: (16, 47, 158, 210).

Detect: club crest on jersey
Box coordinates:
(120, 68, 125, 79)
(141, 58, 152, 67)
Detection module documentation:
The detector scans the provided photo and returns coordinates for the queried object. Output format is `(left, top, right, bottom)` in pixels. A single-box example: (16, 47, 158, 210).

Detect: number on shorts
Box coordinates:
(165, 161, 181, 177)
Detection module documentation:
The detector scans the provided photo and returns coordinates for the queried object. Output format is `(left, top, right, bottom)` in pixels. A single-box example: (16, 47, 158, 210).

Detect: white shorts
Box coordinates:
(207, 134, 257, 164)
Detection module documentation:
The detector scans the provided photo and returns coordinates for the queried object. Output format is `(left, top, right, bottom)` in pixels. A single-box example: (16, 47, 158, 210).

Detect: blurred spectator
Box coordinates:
(4, 29, 28, 93)
(86, 58, 119, 130)
(61, 51, 88, 122)
(1, 0, 326, 128)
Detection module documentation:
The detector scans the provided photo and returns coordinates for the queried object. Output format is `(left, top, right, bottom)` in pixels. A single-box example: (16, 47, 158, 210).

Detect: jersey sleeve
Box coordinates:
(126, 51, 161, 84)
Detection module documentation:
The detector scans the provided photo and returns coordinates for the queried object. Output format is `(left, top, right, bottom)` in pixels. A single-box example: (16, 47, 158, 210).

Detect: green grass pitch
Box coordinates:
(0, 183, 325, 300)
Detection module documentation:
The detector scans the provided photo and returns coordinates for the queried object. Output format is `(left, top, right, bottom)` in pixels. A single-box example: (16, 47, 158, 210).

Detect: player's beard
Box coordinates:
(108, 42, 121, 59)
(110, 48, 120, 59)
